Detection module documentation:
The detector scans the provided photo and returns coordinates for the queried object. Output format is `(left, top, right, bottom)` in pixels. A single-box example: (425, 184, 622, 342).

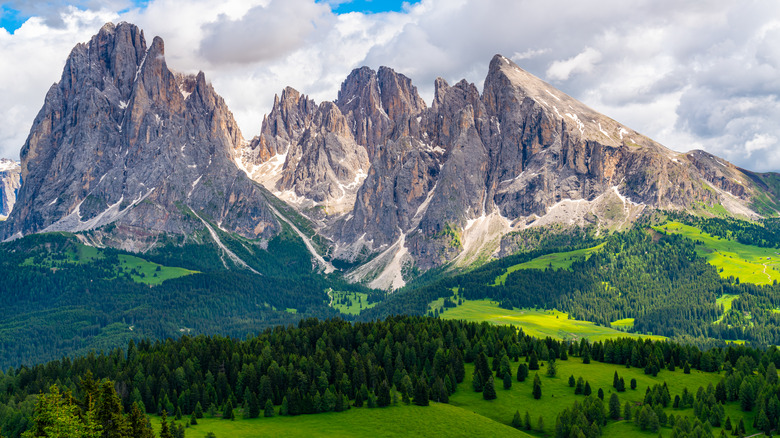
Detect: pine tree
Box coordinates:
(377, 380, 391, 407)
(575, 377, 584, 394)
(724, 416, 732, 431)
(472, 372, 483, 392)
(546, 359, 557, 377)
(569, 375, 576, 387)
(194, 401, 204, 418)
(525, 410, 532, 430)
(532, 374, 542, 400)
(529, 351, 540, 370)
(503, 373, 512, 390)
(684, 361, 691, 374)
(584, 381, 592, 396)
(264, 399, 275, 417)
(516, 363, 528, 382)
(483, 376, 497, 400)
(247, 392, 260, 418)
(159, 410, 173, 438)
(630, 378, 637, 390)
(609, 393, 621, 420)
(413, 378, 429, 406)
(222, 400, 234, 420)
(129, 402, 154, 438)
(537, 416, 544, 433)
(597, 388, 604, 400)
(623, 402, 632, 421)
(512, 410, 522, 429)
(280, 397, 289, 416)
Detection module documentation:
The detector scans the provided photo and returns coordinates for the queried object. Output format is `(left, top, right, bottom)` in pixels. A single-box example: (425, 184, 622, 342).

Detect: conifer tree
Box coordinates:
(159, 410, 173, 438)
(413, 379, 429, 406)
(264, 399, 275, 417)
(609, 393, 621, 420)
(516, 363, 528, 382)
(525, 411, 532, 431)
(483, 376, 497, 400)
(222, 400, 234, 420)
(511, 410, 522, 428)
(532, 374, 542, 400)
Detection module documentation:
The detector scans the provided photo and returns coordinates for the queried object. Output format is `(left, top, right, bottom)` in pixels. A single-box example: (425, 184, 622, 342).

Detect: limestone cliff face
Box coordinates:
(0, 159, 21, 218)
(2, 22, 280, 248)
(238, 54, 776, 288)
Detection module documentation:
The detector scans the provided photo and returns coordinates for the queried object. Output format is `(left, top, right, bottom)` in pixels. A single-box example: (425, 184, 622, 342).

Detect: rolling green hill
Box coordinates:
(438, 299, 664, 342)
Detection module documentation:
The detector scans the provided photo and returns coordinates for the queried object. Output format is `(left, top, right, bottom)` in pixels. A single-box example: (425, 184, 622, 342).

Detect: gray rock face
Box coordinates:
(241, 54, 776, 287)
(0, 159, 21, 218)
(2, 22, 280, 247)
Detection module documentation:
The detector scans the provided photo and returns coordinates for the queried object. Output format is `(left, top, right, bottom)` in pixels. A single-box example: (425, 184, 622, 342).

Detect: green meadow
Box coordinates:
(150, 401, 532, 438)
(439, 299, 665, 342)
(330, 290, 377, 315)
(450, 360, 755, 437)
(494, 243, 605, 286)
(656, 221, 780, 285)
(21, 237, 196, 286)
(149, 357, 757, 438)
(117, 254, 197, 285)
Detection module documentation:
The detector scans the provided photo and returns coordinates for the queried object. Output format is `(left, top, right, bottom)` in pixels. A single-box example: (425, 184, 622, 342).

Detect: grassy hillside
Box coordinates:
(439, 299, 664, 342)
(151, 403, 532, 438)
(148, 351, 759, 438)
(656, 221, 780, 285)
(493, 243, 605, 286)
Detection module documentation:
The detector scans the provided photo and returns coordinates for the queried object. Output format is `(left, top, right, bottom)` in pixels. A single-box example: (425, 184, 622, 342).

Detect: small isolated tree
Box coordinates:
(483, 376, 497, 400)
(516, 363, 528, 382)
(584, 382, 592, 396)
(569, 375, 576, 387)
(532, 374, 542, 400)
(512, 410, 523, 429)
(597, 388, 604, 400)
(630, 378, 637, 390)
(525, 410, 532, 431)
(546, 359, 557, 377)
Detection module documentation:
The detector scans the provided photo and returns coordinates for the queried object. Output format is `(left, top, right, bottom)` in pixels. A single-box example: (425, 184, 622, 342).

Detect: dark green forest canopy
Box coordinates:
(364, 223, 780, 347)
(0, 231, 378, 369)
(2, 316, 780, 437)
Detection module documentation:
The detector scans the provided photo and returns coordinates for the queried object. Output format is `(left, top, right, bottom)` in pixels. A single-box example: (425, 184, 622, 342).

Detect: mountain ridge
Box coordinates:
(237, 53, 780, 289)
(1, 22, 779, 289)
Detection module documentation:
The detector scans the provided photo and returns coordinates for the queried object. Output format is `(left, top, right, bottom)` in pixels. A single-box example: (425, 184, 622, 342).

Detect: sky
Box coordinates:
(0, 1, 779, 172)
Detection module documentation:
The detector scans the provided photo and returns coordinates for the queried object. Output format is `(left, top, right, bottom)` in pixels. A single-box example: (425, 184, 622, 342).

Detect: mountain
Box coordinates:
(0, 22, 282, 253)
(0, 159, 21, 219)
(238, 55, 780, 289)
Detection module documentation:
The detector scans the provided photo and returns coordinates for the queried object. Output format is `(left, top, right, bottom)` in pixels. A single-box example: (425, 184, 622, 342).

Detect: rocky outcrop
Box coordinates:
(0, 159, 21, 218)
(2, 22, 280, 249)
(239, 54, 775, 288)
(237, 66, 426, 218)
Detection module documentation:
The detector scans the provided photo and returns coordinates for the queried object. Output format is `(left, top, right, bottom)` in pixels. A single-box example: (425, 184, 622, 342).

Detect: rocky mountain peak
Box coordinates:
(2, 22, 281, 252)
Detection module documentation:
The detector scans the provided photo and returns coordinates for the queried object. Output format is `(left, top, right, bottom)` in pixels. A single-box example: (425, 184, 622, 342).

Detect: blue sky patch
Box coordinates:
(330, 0, 420, 14)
